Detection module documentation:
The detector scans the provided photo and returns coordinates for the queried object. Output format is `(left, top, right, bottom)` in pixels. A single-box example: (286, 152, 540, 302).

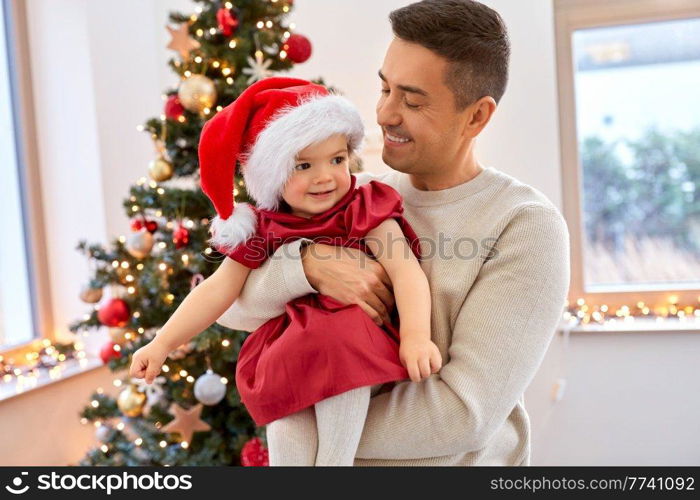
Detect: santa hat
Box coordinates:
(198, 77, 364, 254)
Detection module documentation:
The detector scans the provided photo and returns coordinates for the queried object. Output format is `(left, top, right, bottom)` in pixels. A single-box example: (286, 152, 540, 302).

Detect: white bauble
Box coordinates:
(194, 369, 227, 405)
(95, 424, 113, 443)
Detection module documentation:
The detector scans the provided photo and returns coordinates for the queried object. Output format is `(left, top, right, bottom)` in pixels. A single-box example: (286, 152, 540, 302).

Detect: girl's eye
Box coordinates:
(294, 162, 311, 171)
(331, 156, 346, 165)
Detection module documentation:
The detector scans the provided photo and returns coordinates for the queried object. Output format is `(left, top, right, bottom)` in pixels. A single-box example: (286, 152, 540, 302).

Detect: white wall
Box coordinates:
(24, 0, 699, 466)
(535, 330, 700, 465)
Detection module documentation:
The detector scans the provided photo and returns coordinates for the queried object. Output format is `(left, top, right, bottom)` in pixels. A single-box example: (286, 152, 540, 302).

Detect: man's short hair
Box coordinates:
(389, 0, 511, 110)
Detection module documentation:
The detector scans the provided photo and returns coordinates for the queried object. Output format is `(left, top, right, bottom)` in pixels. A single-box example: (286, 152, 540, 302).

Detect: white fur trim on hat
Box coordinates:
(242, 94, 365, 210)
(208, 202, 257, 254)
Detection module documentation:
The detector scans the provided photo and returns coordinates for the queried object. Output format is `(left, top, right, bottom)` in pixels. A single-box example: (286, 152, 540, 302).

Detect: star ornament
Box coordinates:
(161, 402, 211, 443)
(242, 53, 273, 84)
(166, 23, 201, 60)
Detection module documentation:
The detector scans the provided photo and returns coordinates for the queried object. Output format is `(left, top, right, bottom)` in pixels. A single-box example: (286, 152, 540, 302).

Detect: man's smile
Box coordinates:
(384, 130, 413, 147)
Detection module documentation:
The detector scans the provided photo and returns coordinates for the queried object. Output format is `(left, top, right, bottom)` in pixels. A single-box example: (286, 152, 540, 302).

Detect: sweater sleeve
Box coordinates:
(215, 237, 316, 331)
(355, 205, 570, 459)
(215, 171, 386, 331)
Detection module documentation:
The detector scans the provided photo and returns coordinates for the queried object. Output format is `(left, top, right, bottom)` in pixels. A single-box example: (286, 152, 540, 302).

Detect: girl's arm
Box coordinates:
(365, 218, 441, 382)
(153, 257, 251, 352)
(130, 257, 251, 383)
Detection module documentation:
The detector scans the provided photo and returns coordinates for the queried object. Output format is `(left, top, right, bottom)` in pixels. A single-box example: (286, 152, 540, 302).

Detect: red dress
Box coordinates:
(218, 175, 422, 426)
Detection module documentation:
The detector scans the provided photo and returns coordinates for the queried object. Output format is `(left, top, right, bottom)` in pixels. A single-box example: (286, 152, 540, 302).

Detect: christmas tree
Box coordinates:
(69, 0, 314, 466)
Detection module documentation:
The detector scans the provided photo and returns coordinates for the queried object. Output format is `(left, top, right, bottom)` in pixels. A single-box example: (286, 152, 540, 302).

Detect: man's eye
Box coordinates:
(405, 101, 420, 109)
(380, 88, 390, 94)
(331, 156, 346, 165)
(294, 163, 310, 171)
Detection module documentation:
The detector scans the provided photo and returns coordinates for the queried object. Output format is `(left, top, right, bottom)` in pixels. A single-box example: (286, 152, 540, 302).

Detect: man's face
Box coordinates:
(377, 38, 471, 176)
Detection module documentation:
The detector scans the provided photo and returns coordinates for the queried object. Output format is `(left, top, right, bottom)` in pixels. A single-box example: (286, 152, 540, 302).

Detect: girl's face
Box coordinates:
(282, 133, 352, 218)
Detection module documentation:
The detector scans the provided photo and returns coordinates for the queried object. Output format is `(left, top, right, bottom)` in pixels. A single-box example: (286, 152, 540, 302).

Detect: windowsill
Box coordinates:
(0, 356, 104, 404)
(559, 317, 700, 335)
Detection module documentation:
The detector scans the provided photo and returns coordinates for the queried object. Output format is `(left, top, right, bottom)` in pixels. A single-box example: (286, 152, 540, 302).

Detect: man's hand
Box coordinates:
(301, 242, 395, 326)
(399, 337, 442, 382)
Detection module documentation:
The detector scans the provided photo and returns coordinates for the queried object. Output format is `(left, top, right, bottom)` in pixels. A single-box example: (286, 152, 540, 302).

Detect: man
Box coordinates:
(217, 0, 570, 466)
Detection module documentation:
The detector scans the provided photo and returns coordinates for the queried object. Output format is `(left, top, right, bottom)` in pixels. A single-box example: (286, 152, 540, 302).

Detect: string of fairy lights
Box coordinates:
(563, 295, 700, 329)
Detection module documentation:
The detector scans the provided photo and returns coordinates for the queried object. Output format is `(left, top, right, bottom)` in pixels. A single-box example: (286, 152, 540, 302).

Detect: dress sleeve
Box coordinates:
(346, 181, 422, 260)
(221, 235, 267, 269)
(213, 231, 269, 270)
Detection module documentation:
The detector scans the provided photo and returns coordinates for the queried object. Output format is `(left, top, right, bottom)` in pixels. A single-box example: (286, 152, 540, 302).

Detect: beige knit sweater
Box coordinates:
(217, 166, 570, 466)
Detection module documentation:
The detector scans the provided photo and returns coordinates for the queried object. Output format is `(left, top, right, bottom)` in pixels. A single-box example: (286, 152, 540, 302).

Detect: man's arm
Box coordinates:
(216, 170, 387, 330)
(355, 205, 571, 459)
(216, 238, 315, 331)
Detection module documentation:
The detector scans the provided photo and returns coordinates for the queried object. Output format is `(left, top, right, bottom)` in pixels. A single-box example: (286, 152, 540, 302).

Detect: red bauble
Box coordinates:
(240, 437, 269, 466)
(98, 298, 130, 327)
(164, 95, 185, 120)
(173, 225, 190, 249)
(99, 341, 121, 364)
(130, 218, 158, 233)
(216, 7, 239, 37)
(285, 34, 312, 63)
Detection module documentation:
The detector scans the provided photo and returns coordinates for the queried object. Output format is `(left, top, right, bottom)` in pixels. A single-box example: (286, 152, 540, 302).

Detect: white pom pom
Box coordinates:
(209, 202, 257, 253)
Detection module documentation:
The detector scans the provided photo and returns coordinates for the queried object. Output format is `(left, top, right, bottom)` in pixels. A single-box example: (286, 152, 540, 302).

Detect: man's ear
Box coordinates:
(463, 96, 497, 138)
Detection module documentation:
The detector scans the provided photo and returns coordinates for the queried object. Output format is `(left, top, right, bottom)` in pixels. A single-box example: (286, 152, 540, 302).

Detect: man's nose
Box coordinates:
(376, 95, 401, 128)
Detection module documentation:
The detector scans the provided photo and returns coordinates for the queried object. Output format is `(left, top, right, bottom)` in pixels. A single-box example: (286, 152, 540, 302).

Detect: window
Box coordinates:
(555, 0, 700, 308)
(0, 0, 52, 352)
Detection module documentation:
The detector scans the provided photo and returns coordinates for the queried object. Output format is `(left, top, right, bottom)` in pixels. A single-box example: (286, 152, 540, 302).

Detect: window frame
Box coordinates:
(554, 0, 700, 309)
(1, 0, 54, 358)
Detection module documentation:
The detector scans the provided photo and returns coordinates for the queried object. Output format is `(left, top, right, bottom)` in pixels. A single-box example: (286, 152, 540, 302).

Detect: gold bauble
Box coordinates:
(126, 229, 154, 259)
(177, 74, 217, 113)
(149, 156, 173, 182)
(117, 385, 146, 417)
(115, 266, 130, 285)
(79, 284, 103, 303)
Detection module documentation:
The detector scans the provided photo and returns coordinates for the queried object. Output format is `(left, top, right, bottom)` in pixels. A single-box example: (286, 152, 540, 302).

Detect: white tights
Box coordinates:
(266, 384, 380, 466)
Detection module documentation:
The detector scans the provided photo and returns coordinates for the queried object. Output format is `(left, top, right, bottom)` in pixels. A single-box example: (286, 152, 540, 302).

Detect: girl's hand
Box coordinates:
(129, 340, 171, 384)
(399, 337, 442, 382)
